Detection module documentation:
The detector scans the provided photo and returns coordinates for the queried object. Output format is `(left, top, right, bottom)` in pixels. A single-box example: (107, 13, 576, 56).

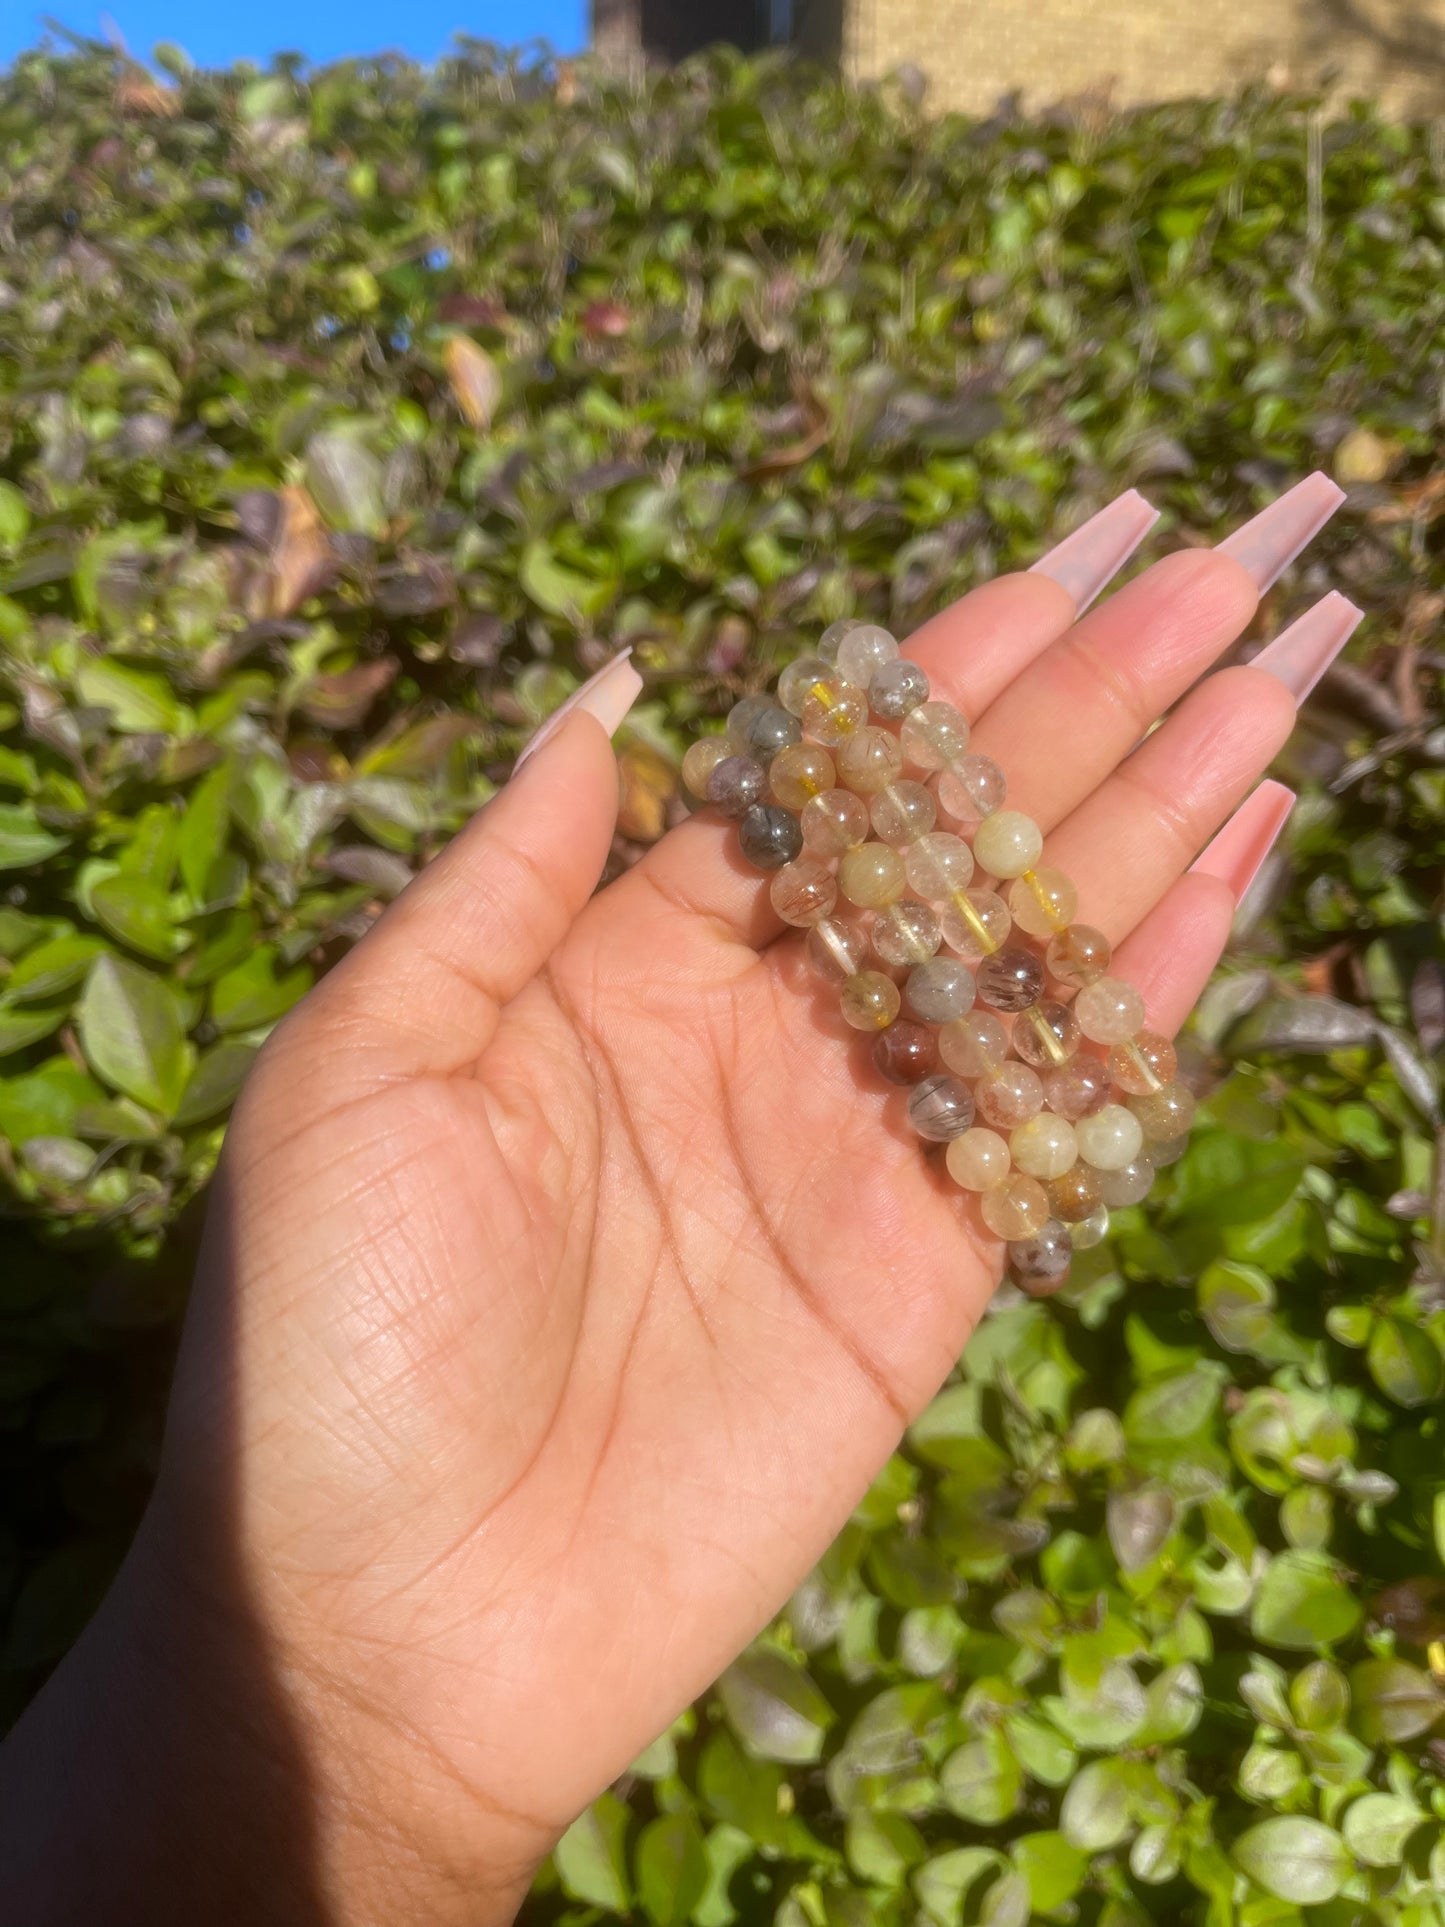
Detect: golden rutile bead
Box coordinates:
(837, 841, 907, 909)
(836, 725, 905, 796)
(802, 678, 869, 746)
(939, 1010, 1010, 1078)
(770, 742, 837, 810)
(1109, 1030, 1177, 1096)
(777, 654, 834, 718)
(1014, 1000, 1082, 1069)
(1045, 923, 1112, 988)
(1128, 1081, 1197, 1141)
(973, 809, 1044, 880)
(1009, 1113, 1078, 1181)
(900, 699, 970, 770)
(871, 898, 942, 968)
(682, 736, 730, 802)
(980, 1173, 1051, 1241)
(870, 780, 936, 847)
(1007, 866, 1079, 939)
(938, 887, 1011, 963)
(945, 1127, 1012, 1191)
(801, 787, 870, 856)
(805, 917, 870, 984)
(904, 831, 974, 901)
(840, 970, 902, 1032)
(1075, 1103, 1145, 1171)
(770, 858, 838, 927)
(1074, 975, 1146, 1045)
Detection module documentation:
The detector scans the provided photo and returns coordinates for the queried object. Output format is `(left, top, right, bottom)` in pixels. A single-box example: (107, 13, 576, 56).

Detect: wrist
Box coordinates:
(0, 1498, 545, 1926)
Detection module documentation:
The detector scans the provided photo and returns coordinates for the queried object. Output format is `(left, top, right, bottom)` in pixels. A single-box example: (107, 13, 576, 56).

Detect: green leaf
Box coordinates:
(75, 954, 192, 1116)
(1341, 1793, 1423, 1867)
(210, 948, 313, 1033)
(554, 1793, 631, 1911)
(0, 1058, 104, 1144)
(635, 1812, 708, 1927)
(0, 480, 30, 546)
(73, 656, 184, 734)
(519, 538, 614, 620)
(1231, 1816, 1352, 1904)
(939, 1730, 1022, 1826)
(0, 1003, 68, 1054)
(0, 803, 67, 869)
(1010, 1832, 1088, 1911)
(1350, 1658, 1445, 1743)
(1250, 1551, 1362, 1651)
(8, 933, 105, 1002)
(1366, 1316, 1444, 1407)
(1059, 1759, 1133, 1851)
(718, 1652, 835, 1764)
(173, 1041, 259, 1128)
(91, 876, 177, 961)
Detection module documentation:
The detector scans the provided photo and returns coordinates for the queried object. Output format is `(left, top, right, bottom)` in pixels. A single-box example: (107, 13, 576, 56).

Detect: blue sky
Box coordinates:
(0, 0, 586, 68)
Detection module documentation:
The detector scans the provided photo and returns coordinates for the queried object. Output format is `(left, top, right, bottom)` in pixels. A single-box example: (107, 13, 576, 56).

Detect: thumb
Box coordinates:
(282, 652, 642, 1094)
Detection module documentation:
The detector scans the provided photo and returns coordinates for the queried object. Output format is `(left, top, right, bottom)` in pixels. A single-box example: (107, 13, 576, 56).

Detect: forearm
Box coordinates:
(0, 1514, 538, 1927)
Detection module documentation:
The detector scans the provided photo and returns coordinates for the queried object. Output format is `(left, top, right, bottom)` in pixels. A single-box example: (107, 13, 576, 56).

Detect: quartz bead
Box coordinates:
(1009, 1221, 1072, 1296)
(744, 704, 802, 761)
(707, 754, 768, 817)
(1046, 1162, 1103, 1223)
(906, 956, 976, 1024)
(778, 654, 833, 718)
(869, 658, 930, 721)
(934, 753, 1006, 825)
(904, 831, 974, 901)
(976, 1062, 1045, 1130)
(1007, 866, 1079, 939)
(806, 917, 870, 984)
(682, 736, 730, 802)
(802, 678, 869, 746)
(870, 781, 936, 847)
(1149, 1133, 1189, 1168)
(840, 970, 901, 1032)
(1075, 1103, 1145, 1171)
(801, 787, 870, 856)
(981, 1174, 1051, 1241)
(818, 618, 862, 665)
(900, 699, 970, 770)
(725, 694, 776, 751)
(1014, 1000, 1082, 1070)
(739, 805, 804, 871)
(1045, 923, 1112, 988)
(976, 945, 1045, 1013)
(835, 623, 898, 688)
(770, 858, 837, 927)
(1009, 1113, 1078, 1181)
(872, 1021, 939, 1085)
(1070, 1205, 1110, 1250)
(1075, 976, 1146, 1045)
(836, 726, 905, 796)
(945, 1127, 1011, 1191)
(940, 1010, 1009, 1078)
(907, 1072, 975, 1142)
(1128, 1081, 1197, 1141)
(770, 743, 836, 810)
(973, 810, 1044, 880)
(1043, 1056, 1111, 1121)
(838, 841, 907, 909)
(1109, 1031, 1178, 1096)
(871, 898, 942, 968)
(1096, 1153, 1156, 1209)
(938, 888, 1011, 963)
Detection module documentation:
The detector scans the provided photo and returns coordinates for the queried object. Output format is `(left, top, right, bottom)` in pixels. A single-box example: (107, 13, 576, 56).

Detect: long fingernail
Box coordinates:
(514, 650, 643, 771)
(1190, 780, 1296, 900)
(1215, 472, 1345, 592)
(1250, 590, 1363, 702)
(1028, 489, 1159, 613)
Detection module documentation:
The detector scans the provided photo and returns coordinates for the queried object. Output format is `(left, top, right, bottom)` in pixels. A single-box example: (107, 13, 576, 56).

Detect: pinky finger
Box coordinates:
(1107, 781, 1296, 1038)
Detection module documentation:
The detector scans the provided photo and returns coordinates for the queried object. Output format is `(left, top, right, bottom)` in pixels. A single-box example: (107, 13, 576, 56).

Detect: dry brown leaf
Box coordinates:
(115, 71, 181, 118)
(616, 741, 676, 843)
(270, 484, 333, 617)
(444, 335, 502, 430)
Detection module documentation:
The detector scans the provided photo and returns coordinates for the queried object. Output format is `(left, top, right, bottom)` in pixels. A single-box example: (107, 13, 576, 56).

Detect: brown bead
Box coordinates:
(1009, 1221, 1073, 1296)
(1109, 1030, 1178, 1096)
(872, 1021, 940, 1085)
(1046, 1162, 1103, 1223)
(1045, 923, 1112, 988)
(976, 945, 1045, 1013)
(1013, 1000, 1082, 1069)
(1043, 1057, 1111, 1121)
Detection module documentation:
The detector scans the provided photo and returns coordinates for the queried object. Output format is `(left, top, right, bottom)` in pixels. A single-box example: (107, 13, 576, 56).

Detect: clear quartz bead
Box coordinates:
(1014, 1000, 1082, 1069)
(935, 753, 1006, 826)
(778, 654, 834, 718)
(973, 810, 1044, 880)
(905, 831, 974, 900)
(1075, 976, 1146, 1045)
(835, 624, 898, 688)
(938, 888, 1011, 963)
(1075, 1103, 1144, 1171)
(871, 898, 942, 968)
(939, 1010, 1009, 1077)
(1095, 1153, 1156, 1208)
(869, 659, 929, 722)
(1009, 1113, 1078, 1180)
(1069, 1205, 1110, 1250)
(1007, 867, 1079, 939)
(838, 842, 907, 909)
(945, 1127, 1011, 1191)
(1128, 1081, 1197, 1141)
(900, 699, 970, 771)
(906, 956, 975, 1024)
(870, 781, 935, 847)
(801, 787, 870, 856)
(840, 970, 901, 1031)
(806, 917, 870, 984)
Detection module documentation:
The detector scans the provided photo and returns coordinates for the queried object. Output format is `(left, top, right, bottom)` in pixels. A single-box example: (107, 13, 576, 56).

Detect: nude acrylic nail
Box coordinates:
(1249, 591, 1363, 703)
(1190, 780, 1297, 902)
(1028, 488, 1160, 614)
(1215, 472, 1345, 593)
(514, 650, 644, 771)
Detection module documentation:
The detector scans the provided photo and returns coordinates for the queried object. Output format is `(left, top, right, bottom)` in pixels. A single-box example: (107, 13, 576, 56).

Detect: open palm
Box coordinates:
(140, 481, 1342, 1918)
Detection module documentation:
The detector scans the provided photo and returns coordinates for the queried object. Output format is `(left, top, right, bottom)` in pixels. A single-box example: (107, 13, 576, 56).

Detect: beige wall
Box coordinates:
(832, 0, 1445, 114)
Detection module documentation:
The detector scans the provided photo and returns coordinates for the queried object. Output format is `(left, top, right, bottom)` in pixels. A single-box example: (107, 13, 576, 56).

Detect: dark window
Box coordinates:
(638, 0, 768, 58)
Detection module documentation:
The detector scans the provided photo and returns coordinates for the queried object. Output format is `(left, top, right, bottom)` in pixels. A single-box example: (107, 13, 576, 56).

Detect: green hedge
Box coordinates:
(1, 38, 1444, 1923)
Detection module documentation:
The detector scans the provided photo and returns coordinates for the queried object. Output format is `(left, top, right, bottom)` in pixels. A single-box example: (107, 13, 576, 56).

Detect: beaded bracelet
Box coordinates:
(683, 620, 1196, 1298)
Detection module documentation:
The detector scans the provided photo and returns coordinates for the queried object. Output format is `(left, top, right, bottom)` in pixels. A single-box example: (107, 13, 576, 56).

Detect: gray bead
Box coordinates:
(738, 804, 803, 871)
(907, 1073, 975, 1142)
(707, 755, 768, 818)
(1095, 1153, 1156, 1209)
(906, 956, 976, 1024)
(725, 694, 776, 752)
(744, 704, 803, 761)
(869, 658, 930, 722)
(1008, 1220, 1072, 1296)
(976, 946, 1045, 1013)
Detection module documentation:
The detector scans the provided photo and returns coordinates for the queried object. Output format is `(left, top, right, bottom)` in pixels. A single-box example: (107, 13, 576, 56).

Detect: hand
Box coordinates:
(0, 476, 1350, 1924)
